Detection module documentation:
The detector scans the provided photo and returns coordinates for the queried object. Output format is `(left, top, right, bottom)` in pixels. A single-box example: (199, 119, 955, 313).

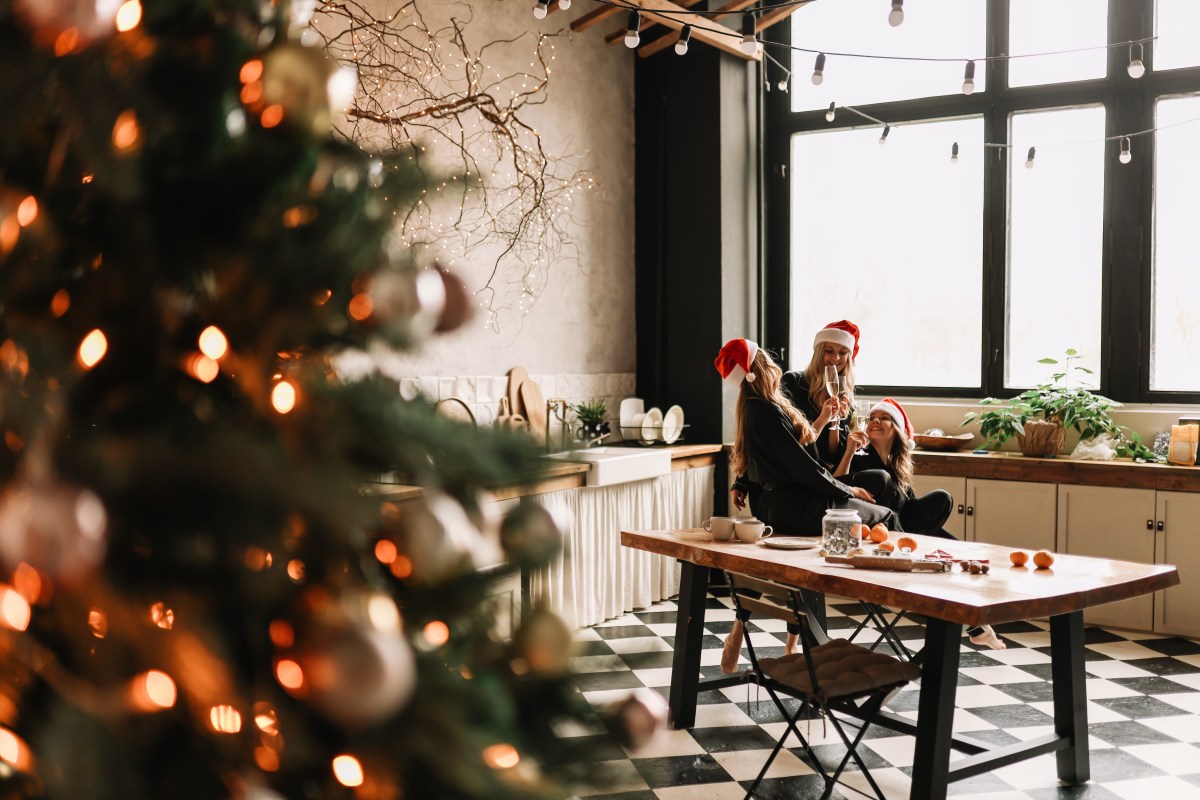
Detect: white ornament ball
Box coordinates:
(14, 0, 121, 44)
(0, 480, 107, 584)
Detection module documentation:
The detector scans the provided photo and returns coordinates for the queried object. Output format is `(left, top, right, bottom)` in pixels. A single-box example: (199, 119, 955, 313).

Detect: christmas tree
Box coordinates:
(0, 2, 642, 797)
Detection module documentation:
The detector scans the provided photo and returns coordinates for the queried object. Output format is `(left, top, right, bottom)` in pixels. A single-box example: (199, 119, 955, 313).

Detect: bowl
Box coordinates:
(913, 432, 976, 451)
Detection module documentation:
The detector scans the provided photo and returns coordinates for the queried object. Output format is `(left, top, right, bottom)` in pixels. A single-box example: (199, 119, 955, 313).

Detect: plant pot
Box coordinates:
(1016, 419, 1065, 457)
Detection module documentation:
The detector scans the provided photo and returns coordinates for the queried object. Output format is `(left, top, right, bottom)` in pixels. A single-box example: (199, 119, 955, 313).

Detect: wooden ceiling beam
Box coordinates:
(756, 0, 814, 32)
(602, 0, 701, 45)
(604, 0, 759, 61)
(570, 5, 620, 31)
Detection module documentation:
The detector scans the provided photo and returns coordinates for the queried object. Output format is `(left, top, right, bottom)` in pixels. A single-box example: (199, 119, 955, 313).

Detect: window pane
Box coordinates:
(789, 118, 984, 388)
(1008, 0, 1107, 87)
(1151, 94, 1200, 392)
(789, 0, 985, 112)
(1007, 107, 1105, 388)
(1155, 0, 1200, 71)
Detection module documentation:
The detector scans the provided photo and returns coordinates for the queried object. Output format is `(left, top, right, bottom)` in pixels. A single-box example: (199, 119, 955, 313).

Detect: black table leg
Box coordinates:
(909, 618, 962, 800)
(1051, 610, 1090, 784)
(668, 561, 709, 729)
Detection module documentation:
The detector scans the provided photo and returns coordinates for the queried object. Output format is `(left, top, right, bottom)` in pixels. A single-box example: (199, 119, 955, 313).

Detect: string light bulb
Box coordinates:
(962, 60, 976, 95)
(777, 75, 790, 92)
(812, 52, 826, 85)
(558, 0, 571, 9)
(1127, 42, 1145, 78)
(624, 10, 640, 48)
(951, 142, 960, 163)
(825, 102, 836, 122)
(1119, 136, 1132, 164)
(1025, 146, 1036, 169)
(532, 0, 549, 19)
(888, 0, 904, 27)
(878, 125, 891, 144)
(674, 24, 691, 56)
(740, 12, 758, 56)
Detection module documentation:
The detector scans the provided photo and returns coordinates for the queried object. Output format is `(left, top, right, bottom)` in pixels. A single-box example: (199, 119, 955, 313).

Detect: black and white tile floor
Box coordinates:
(571, 593, 1200, 800)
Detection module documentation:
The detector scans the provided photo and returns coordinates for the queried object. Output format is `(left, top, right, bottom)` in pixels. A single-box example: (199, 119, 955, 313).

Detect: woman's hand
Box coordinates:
(850, 486, 876, 503)
(814, 396, 842, 430)
(731, 489, 747, 510)
(846, 430, 868, 451)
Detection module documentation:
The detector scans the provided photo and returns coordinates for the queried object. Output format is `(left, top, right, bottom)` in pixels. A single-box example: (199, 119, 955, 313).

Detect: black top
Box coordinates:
(848, 445, 916, 501)
(742, 397, 854, 499)
(786, 372, 850, 467)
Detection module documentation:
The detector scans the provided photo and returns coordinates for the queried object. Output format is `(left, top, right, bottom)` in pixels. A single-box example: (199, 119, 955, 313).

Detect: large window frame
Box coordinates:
(764, 0, 1200, 403)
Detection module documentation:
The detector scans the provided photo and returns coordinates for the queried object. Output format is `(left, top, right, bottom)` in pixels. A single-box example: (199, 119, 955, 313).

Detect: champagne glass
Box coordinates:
(823, 365, 840, 423)
(854, 400, 871, 432)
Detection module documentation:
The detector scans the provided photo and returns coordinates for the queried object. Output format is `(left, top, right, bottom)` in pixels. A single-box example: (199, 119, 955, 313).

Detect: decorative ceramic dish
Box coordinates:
(913, 432, 975, 451)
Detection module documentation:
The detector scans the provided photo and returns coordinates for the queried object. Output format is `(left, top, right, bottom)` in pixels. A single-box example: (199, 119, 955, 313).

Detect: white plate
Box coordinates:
(641, 406, 663, 444)
(662, 404, 685, 444)
(757, 537, 820, 550)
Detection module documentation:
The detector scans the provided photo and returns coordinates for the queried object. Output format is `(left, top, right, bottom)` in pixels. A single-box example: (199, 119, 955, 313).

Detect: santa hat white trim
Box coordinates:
(870, 397, 914, 441)
(814, 327, 855, 352)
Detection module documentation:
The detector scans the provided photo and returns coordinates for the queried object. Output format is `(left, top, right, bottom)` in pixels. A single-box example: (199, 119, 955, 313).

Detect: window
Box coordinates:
(767, 0, 1200, 401)
(788, 118, 984, 388)
(1006, 107, 1105, 387)
(1151, 94, 1200, 392)
(789, 0, 986, 112)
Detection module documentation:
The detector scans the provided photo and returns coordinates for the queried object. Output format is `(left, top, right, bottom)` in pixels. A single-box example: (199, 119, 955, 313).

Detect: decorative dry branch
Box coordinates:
(314, 0, 593, 332)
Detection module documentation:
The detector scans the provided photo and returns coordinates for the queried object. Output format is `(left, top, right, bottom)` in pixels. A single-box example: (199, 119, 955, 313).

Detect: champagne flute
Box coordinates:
(823, 365, 841, 424)
(854, 400, 871, 432)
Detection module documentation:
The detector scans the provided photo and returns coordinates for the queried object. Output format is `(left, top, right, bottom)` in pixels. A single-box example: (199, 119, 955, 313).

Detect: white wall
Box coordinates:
(336, 1, 637, 430)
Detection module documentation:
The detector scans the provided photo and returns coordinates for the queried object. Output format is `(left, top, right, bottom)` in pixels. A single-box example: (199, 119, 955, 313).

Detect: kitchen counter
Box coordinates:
(914, 449, 1200, 492)
(367, 443, 724, 503)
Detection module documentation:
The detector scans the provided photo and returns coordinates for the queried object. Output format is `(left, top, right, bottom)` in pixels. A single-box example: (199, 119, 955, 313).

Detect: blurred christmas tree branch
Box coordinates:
(314, 1, 595, 331)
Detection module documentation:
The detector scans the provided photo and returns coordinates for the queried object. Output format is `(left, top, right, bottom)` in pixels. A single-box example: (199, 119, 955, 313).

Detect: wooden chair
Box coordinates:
(724, 572, 922, 800)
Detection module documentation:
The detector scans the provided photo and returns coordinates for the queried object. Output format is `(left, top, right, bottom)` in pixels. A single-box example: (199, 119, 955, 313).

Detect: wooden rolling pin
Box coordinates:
(824, 555, 950, 572)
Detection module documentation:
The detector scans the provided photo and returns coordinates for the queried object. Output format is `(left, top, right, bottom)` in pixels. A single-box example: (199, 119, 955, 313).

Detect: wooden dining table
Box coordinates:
(620, 529, 1180, 800)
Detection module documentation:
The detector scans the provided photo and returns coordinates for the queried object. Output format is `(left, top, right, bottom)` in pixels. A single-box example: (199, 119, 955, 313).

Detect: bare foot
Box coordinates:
(969, 625, 1006, 650)
(785, 632, 799, 656)
(721, 619, 745, 673)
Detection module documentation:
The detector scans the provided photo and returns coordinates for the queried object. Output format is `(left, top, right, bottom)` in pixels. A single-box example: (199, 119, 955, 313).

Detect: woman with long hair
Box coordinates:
(834, 398, 954, 538)
(718, 338, 899, 534)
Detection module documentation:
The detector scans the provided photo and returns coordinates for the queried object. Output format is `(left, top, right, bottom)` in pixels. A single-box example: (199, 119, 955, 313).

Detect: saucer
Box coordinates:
(662, 404, 685, 444)
(757, 537, 820, 550)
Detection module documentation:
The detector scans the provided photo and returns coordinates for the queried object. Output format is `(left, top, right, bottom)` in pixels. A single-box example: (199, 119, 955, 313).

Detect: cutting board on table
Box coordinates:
(519, 379, 547, 441)
(507, 366, 529, 418)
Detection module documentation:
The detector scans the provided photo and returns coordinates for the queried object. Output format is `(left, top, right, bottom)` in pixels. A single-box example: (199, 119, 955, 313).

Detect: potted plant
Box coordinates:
(571, 398, 610, 444)
(963, 349, 1160, 460)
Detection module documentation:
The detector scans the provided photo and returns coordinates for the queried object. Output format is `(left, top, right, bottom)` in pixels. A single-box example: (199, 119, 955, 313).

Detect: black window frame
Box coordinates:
(764, 0, 1200, 404)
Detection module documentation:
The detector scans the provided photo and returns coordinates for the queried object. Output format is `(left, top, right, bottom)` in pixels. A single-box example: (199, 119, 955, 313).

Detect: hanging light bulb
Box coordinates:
(675, 24, 691, 55)
(962, 60, 976, 95)
(1127, 42, 1146, 79)
(740, 12, 758, 56)
(878, 125, 891, 145)
(1025, 146, 1036, 169)
(1119, 136, 1132, 164)
(558, 0, 571, 9)
(778, 74, 790, 92)
(825, 102, 836, 122)
(888, 0, 904, 27)
(532, 0, 549, 20)
(811, 52, 826, 85)
(951, 142, 960, 163)
(624, 10, 640, 48)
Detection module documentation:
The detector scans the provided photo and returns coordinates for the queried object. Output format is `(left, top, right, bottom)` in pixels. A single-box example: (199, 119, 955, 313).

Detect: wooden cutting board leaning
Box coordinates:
(519, 379, 547, 441)
(507, 366, 529, 418)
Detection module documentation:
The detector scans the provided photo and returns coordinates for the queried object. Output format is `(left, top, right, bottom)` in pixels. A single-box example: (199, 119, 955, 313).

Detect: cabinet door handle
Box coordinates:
(957, 504, 964, 515)
(1147, 519, 1154, 530)
(1157, 520, 1164, 532)
(966, 506, 974, 517)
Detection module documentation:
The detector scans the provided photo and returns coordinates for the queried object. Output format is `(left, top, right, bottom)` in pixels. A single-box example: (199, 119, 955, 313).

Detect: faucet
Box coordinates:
(546, 398, 569, 451)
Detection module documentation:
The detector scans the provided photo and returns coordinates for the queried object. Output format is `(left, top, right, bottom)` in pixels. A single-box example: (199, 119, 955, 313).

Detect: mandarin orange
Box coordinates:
(1009, 550, 1029, 567)
(1032, 550, 1055, 569)
(868, 527, 889, 544)
(895, 536, 918, 553)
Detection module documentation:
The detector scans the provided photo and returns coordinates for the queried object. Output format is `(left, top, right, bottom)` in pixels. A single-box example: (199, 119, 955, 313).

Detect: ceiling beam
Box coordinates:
(570, 5, 620, 31)
(604, 0, 759, 61)
(602, 0, 701, 45)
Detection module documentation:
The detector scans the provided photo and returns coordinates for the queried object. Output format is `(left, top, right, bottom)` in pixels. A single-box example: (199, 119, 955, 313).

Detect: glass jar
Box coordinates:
(821, 508, 862, 555)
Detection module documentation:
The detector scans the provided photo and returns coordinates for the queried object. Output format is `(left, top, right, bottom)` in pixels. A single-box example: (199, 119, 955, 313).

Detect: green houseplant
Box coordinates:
(963, 350, 1160, 461)
(572, 397, 610, 442)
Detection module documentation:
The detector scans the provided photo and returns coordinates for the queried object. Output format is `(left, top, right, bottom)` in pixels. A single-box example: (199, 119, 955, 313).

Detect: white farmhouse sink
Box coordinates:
(543, 446, 672, 487)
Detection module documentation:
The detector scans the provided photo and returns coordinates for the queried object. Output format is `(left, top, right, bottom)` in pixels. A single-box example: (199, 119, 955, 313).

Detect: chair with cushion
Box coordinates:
(725, 572, 922, 800)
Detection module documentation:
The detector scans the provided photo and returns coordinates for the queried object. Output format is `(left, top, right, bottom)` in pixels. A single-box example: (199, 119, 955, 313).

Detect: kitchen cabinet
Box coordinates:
(1155, 491, 1200, 638)
(909, 476, 1056, 550)
(1058, 485, 1157, 631)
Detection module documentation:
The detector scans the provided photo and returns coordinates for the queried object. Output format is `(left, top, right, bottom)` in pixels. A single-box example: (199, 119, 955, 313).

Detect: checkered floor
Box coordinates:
(570, 592, 1200, 800)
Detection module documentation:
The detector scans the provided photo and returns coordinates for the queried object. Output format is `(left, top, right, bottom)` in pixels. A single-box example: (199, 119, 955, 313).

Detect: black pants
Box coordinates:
(847, 470, 955, 540)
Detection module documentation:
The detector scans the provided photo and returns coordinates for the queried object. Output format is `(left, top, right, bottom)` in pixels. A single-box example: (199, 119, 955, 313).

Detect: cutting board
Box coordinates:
(507, 366, 529, 418)
(519, 379, 547, 441)
(824, 555, 949, 572)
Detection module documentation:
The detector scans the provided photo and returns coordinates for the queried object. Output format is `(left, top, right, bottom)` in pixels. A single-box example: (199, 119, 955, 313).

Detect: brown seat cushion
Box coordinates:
(758, 638, 921, 701)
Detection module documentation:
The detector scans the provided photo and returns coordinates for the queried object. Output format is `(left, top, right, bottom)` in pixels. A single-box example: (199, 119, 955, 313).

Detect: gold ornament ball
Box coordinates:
(0, 479, 108, 585)
(434, 268, 474, 333)
(512, 608, 572, 677)
(605, 688, 668, 750)
(500, 501, 564, 567)
(366, 267, 446, 345)
(254, 41, 357, 135)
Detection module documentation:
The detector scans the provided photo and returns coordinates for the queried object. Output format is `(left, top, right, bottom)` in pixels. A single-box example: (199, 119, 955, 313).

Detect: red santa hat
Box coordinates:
(871, 397, 914, 441)
(813, 320, 861, 361)
(714, 339, 759, 386)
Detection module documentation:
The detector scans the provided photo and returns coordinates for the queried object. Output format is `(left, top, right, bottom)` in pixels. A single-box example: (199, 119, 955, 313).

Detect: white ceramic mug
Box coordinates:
(702, 516, 737, 541)
(734, 519, 774, 543)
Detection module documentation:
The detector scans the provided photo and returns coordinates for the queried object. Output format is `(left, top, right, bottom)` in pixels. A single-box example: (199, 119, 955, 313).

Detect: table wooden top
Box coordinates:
(621, 530, 1180, 628)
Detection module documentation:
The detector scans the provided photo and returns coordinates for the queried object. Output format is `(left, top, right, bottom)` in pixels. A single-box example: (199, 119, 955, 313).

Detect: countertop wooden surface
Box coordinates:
(368, 443, 724, 503)
(913, 449, 1200, 492)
